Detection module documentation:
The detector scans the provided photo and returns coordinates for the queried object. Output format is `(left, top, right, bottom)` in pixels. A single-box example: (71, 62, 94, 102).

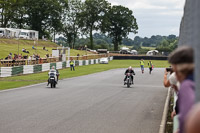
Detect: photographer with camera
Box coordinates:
(163, 67, 180, 120)
(163, 67, 179, 92)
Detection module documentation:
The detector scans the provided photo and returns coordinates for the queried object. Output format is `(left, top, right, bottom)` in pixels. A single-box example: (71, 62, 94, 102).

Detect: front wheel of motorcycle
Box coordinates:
(127, 80, 130, 88)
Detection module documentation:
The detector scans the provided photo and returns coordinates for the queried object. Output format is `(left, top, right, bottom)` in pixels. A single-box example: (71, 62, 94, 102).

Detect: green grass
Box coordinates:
(0, 60, 169, 90)
(0, 38, 91, 59)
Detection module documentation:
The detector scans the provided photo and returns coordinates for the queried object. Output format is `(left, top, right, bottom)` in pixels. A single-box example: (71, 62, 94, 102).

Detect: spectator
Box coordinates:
(5, 55, 9, 60)
(25, 49, 29, 53)
(32, 54, 36, 59)
(168, 46, 195, 133)
(70, 59, 75, 71)
(23, 55, 28, 59)
(163, 68, 180, 119)
(140, 59, 144, 74)
(14, 54, 18, 60)
(185, 103, 200, 133)
(77, 53, 80, 60)
(28, 55, 32, 60)
(46, 54, 49, 58)
(22, 48, 25, 52)
(22, 48, 29, 53)
(8, 54, 12, 59)
(18, 54, 22, 59)
(35, 54, 40, 61)
(32, 45, 36, 49)
(43, 46, 48, 51)
(148, 60, 153, 74)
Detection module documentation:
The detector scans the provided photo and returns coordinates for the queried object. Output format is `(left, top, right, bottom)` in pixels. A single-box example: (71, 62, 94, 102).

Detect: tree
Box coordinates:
(77, 0, 111, 49)
(156, 38, 178, 52)
(10, 0, 27, 29)
(63, 0, 82, 49)
(0, 0, 19, 27)
(105, 5, 138, 51)
(24, 0, 68, 38)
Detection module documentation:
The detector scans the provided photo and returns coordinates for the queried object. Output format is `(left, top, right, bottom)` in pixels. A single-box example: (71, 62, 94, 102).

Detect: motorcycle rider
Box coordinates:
(124, 66, 135, 85)
(47, 66, 59, 86)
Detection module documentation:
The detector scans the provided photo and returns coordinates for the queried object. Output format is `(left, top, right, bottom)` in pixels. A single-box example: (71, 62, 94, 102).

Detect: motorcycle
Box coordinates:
(125, 73, 133, 88)
(48, 71, 57, 88)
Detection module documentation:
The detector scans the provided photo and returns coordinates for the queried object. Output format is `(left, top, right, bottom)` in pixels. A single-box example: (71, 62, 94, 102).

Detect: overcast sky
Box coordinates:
(106, 0, 186, 38)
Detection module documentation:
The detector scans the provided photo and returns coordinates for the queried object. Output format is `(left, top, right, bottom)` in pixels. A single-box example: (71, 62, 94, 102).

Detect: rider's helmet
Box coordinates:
(128, 66, 132, 70)
(51, 66, 55, 70)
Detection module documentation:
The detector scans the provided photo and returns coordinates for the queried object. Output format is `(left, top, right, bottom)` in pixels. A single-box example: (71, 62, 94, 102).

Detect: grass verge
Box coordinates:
(0, 60, 169, 90)
(0, 38, 91, 58)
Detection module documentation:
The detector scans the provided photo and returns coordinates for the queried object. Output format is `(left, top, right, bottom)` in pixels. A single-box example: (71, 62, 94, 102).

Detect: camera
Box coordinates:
(166, 67, 173, 72)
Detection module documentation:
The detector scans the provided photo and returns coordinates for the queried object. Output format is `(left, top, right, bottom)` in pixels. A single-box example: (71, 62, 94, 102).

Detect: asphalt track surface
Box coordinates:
(0, 68, 168, 133)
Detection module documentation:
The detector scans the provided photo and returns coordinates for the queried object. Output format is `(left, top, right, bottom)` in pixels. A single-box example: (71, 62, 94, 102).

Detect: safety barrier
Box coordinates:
(0, 54, 107, 67)
(0, 57, 113, 78)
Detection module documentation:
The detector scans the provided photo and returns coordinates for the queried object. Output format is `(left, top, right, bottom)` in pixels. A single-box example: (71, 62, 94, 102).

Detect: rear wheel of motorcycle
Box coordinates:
(51, 83, 53, 88)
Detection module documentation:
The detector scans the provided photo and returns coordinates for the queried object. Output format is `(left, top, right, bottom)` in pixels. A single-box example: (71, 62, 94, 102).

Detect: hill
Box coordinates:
(0, 38, 91, 59)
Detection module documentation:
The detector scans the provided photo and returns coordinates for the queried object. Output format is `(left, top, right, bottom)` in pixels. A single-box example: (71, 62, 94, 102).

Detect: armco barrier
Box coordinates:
(33, 65, 42, 73)
(85, 60, 89, 65)
(91, 59, 94, 65)
(75, 60, 79, 66)
(62, 62, 66, 68)
(42, 63, 50, 72)
(79, 60, 83, 66)
(12, 66, 23, 76)
(113, 56, 168, 60)
(0, 57, 113, 78)
(56, 62, 62, 70)
(1, 67, 12, 77)
(23, 65, 33, 74)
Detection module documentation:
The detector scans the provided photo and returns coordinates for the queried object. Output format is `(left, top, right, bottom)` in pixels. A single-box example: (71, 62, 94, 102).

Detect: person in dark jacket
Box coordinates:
(124, 66, 135, 84)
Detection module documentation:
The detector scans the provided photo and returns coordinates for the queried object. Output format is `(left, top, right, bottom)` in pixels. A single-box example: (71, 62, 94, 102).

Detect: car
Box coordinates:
(100, 57, 109, 64)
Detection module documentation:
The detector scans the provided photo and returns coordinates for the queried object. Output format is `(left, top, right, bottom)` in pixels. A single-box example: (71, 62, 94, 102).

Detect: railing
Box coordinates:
(0, 57, 58, 67)
(0, 54, 108, 67)
(69, 54, 107, 60)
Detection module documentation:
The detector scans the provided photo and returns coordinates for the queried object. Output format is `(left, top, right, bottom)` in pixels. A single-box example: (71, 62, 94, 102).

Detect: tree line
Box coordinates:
(56, 33, 178, 52)
(0, 0, 138, 51)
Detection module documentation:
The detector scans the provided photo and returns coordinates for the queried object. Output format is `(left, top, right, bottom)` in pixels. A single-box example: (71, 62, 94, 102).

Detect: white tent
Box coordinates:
(0, 28, 39, 40)
(19, 29, 39, 40)
(130, 50, 138, 55)
(146, 50, 159, 56)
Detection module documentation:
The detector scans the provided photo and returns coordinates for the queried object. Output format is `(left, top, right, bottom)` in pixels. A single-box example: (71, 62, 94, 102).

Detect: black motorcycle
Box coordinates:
(125, 73, 132, 88)
(49, 72, 57, 88)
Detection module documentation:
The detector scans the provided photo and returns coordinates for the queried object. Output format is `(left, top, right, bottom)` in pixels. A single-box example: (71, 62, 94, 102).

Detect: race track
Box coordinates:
(0, 68, 168, 133)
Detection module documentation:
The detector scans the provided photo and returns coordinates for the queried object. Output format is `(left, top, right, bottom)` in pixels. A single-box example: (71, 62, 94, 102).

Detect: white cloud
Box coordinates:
(128, 2, 167, 10)
(81, 0, 186, 37)
(107, 0, 186, 37)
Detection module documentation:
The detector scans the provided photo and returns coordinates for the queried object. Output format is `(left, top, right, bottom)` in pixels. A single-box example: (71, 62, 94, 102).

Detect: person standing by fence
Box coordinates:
(70, 59, 75, 71)
(140, 59, 145, 74)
